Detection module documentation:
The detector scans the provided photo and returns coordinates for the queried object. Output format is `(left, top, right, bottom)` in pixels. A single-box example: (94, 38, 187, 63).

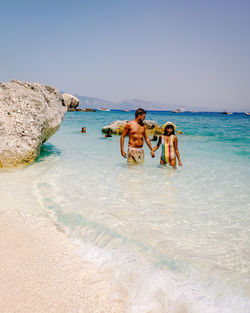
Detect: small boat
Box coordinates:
(222, 111, 232, 114)
(245, 112, 250, 115)
(121, 109, 131, 112)
(97, 108, 110, 111)
(172, 108, 185, 113)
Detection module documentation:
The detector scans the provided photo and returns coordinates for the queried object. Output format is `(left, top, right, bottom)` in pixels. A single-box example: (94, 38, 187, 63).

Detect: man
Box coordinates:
(120, 108, 155, 165)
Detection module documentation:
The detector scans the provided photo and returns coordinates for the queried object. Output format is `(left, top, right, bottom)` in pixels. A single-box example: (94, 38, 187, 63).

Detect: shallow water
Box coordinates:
(1, 111, 250, 312)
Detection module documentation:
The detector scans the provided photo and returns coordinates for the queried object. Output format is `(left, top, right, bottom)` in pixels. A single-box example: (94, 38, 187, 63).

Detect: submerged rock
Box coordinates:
(0, 80, 67, 168)
(102, 120, 163, 135)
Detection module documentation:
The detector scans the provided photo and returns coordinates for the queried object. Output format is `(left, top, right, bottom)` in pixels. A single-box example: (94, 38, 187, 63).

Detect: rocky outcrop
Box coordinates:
(102, 120, 163, 135)
(62, 94, 79, 111)
(62, 94, 96, 112)
(102, 120, 128, 135)
(69, 108, 97, 112)
(0, 80, 67, 168)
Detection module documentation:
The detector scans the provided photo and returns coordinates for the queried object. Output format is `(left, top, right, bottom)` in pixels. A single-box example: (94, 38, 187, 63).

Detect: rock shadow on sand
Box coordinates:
(36, 143, 62, 162)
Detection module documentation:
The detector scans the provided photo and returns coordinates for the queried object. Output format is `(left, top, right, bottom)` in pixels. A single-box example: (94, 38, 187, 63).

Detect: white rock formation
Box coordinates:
(0, 80, 67, 168)
(102, 120, 162, 135)
(62, 94, 79, 110)
(102, 120, 128, 134)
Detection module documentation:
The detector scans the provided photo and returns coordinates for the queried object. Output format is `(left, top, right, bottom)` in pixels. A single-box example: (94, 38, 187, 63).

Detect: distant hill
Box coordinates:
(74, 95, 114, 109)
(70, 94, 208, 111)
(75, 95, 191, 111)
(116, 99, 183, 111)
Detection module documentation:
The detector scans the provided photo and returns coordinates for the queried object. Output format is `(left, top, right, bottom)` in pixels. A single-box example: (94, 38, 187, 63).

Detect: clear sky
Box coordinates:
(1, 0, 249, 111)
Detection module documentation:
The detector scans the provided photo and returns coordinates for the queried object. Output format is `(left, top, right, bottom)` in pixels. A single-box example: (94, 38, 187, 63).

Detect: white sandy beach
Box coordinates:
(0, 210, 124, 313)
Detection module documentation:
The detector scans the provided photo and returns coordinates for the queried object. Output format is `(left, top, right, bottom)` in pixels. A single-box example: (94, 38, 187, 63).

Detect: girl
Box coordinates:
(152, 122, 182, 167)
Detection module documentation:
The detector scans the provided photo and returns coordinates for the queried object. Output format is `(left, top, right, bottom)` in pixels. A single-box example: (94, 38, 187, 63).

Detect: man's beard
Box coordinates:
(138, 118, 144, 125)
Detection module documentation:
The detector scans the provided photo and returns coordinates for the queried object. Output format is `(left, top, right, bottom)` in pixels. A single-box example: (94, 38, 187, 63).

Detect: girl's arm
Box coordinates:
(152, 135, 162, 153)
(174, 136, 182, 166)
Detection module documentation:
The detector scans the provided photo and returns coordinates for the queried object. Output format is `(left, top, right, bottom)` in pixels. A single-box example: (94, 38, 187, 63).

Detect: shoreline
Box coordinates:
(0, 210, 124, 313)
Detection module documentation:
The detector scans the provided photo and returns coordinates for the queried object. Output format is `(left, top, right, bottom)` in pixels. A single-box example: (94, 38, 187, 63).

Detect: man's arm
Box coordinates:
(144, 129, 155, 158)
(152, 135, 162, 153)
(120, 123, 129, 158)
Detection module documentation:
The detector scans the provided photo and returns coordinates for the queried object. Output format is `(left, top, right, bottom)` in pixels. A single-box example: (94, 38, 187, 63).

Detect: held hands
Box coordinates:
(151, 150, 155, 158)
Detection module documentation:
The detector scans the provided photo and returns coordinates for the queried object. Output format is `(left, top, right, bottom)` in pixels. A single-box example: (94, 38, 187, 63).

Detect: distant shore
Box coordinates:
(0, 211, 123, 313)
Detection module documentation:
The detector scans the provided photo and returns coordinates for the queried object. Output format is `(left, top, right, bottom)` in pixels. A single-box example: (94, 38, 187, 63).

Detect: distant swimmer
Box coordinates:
(104, 129, 112, 137)
(120, 108, 155, 165)
(80, 127, 86, 133)
(152, 121, 182, 168)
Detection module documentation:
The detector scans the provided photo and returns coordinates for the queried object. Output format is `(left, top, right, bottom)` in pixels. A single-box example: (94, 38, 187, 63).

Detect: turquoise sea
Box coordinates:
(1, 110, 250, 312)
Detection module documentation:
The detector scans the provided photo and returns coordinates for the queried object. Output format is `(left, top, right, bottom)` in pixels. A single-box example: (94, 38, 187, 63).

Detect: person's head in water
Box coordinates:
(104, 128, 112, 137)
(81, 127, 86, 133)
(135, 108, 146, 125)
(163, 122, 176, 136)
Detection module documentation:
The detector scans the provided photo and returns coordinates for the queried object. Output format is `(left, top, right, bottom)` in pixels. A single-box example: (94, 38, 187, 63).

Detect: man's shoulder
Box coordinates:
(131, 120, 145, 129)
(125, 120, 133, 127)
(123, 120, 134, 132)
(128, 120, 138, 127)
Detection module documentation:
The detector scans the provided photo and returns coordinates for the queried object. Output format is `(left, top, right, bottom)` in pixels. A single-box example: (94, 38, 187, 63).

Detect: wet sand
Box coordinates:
(0, 210, 124, 313)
